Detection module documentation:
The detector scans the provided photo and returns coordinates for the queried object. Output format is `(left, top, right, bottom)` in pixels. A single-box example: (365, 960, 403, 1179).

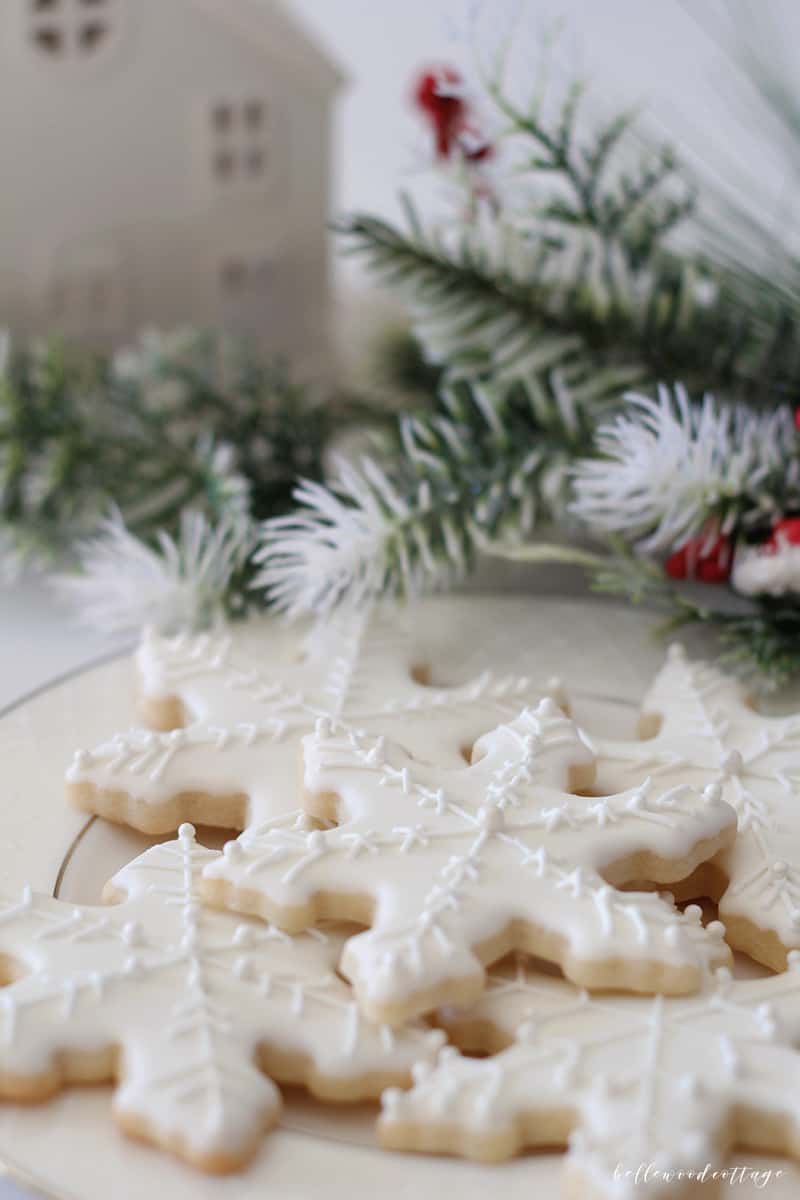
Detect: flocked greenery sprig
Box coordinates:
(15, 18, 800, 686)
(0, 330, 368, 630)
(257, 38, 800, 686)
(337, 67, 800, 408)
(258, 373, 593, 617)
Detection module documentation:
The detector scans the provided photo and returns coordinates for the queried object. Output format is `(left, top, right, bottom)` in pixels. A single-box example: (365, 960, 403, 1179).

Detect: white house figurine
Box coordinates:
(0, 0, 343, 362)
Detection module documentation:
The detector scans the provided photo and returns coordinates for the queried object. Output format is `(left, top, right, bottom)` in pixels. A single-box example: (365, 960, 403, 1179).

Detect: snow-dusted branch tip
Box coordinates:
(54, 508, 254, 635)
(570, 384, 797, 553)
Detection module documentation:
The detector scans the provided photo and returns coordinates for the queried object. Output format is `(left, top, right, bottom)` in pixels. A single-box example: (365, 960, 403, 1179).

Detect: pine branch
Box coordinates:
(55, 508, 257, 634)
(570, 385, 800, 553)
(338, 52, 800, 407)
(0, 333, 343, 575)
(587, 542, 800, 688)
(255, 375, 592, 618)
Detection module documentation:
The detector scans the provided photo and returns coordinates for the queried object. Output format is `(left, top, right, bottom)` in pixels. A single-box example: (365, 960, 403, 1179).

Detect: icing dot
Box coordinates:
(684, 904, 703, 924)
(72, 749, 93, 769)
(722, 750, 743, 777)
(772, 860, 788, 877)
(702, 782, 722, 805)
(521, 732, 541, 759)
(223, 840, 243, 863)
(123, 955, 142, 977)
(122, 921, 142, 947)
(178, 823, 195, 844)
(706, 920, 726, 940)
(626, 785, 647, 811)
(411, 1061, 432, 1084)
(757, 1003, 778, 1039)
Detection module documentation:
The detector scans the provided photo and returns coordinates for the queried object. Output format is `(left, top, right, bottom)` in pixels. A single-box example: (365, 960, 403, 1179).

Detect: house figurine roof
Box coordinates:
(189, 0, 346, 92)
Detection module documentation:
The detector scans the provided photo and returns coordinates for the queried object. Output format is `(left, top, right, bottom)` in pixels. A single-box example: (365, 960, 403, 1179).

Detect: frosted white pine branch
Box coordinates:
(253, 455, 438, 620)
(54, 508, 254, 634)
(570, 384, 797, 553)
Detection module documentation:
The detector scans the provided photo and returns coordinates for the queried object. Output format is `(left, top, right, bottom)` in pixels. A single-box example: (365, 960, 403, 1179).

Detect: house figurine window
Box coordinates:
(210, 98, 270, 187)
(48, 248, 125, 337)
(29, 0, 113, 57)
(218, 254, 277, 333)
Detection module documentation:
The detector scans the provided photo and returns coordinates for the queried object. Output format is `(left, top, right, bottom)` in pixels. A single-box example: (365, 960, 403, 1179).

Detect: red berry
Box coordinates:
(413, 67, 465, 159)
(767, 516, 800, 551)
(412, 67, 493, 164)
(695, 557, 731, 584)
(664, 546, 688, 580)
(664, 533, 731, 584)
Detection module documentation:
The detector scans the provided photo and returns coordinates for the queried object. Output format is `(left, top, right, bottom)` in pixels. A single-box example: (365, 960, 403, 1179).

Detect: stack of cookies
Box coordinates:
(3, 604, 800, 1199)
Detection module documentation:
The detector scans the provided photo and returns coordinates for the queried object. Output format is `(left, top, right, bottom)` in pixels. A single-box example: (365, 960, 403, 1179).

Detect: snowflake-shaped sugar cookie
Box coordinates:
(202, 703, 736, 1023)
(0, 825, 443, 1173)
(381, 955, 800, 1198)
(592, 644, 800, 970)
(66, 609, 568, 834)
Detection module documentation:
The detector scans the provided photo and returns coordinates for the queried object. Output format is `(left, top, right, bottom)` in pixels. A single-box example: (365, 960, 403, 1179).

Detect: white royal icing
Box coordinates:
(66, 607, 569, 830)
(382, 954, 800, 1198)
(202, 704, 735, 1021)
(592, 644, 800, 953)
(0, 826, 443, 1170)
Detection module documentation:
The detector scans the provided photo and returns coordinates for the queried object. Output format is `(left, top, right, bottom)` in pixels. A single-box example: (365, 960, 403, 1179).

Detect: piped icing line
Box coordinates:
(592, 643, 800, 963)
(0, 826, 443, 1173)
(202, 703, 736, 1024)
(67, 608, 571, 832)
(380, 953, 800, 1199)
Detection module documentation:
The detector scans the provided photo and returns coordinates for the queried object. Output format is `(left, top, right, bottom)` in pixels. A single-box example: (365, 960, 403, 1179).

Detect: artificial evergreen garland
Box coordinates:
(260, 53, 800, 686)
(10, 33, 800, 686)
(0, 330, 371, 629)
